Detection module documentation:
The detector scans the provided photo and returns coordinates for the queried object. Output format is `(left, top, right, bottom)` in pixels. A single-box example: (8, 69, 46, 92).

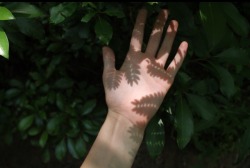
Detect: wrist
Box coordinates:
(107, 109, 147, 134)
(81, 110, 145, 168)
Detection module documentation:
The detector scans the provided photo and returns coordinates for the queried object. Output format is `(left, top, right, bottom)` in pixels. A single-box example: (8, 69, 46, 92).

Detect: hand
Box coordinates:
(81, 8, 189, 168)
(102, 9, 188, 128)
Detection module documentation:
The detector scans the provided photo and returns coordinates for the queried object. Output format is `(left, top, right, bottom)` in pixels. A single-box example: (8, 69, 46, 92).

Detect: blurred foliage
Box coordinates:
(0, 2, 250, 166)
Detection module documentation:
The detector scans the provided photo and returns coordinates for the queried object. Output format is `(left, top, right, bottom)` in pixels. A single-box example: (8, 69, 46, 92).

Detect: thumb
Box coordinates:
(102, 46, 116, 72)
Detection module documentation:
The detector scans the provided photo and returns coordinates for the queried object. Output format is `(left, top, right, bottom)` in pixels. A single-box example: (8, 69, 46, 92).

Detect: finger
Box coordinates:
(102, 46, 116, 72)
(145, 9, 168, 57)
(129, 9, 147, 53)
(166, 41, 188, 79)
(156, 20, 178, 65)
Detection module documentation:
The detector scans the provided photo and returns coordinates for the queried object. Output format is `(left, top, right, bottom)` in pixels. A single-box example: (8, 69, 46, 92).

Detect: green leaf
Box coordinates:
(47, 116, 62, 135)
(3, 133, 13, 145)
(0, 27, 9, 59)
(147, 2, 159, 5)
(47, 42, 62, 53)
(66, 128, 80, 137)
(210, 63, 235, 98)
(82, 119, 93, 130)
(81, 99, 97, 116)
(15, 18, 45, 39)
(177, 72, 191, 87)
(192, 29, 209, 58)
(145, 115, 165, 158)
(175, 98, 194, 149)
(238, 123, 250, 162)
(69, 118, 78, 129)
(222, 2, 250, 37)
(56, 93, 65, 111)
(81, 12, 95, 23)
(0, 6, 15, 20)
(186, 94, 216, 121)
(18, 115, 34, 131)
(214, 47, 249, 65)
(199, 2, 227, 51)
(50, 2, 77, 24)
(75, 137, 87, 157)
(9, 79, 23, 88)
(39, 131, 48, 148)
(5, 88, 21, 99)
(55, 139, 67, 161)
(190, 80, 208, 95)
(5, 2, 45, 18)
(82, 2, 97, 9)
(28, 127, 41, 136)
(54, 78, 74, 89)
(42, 148, 50, 163)
(67, 138, 79, 159)
(104, 7, 125, 18)
(94, 18, 113, 45)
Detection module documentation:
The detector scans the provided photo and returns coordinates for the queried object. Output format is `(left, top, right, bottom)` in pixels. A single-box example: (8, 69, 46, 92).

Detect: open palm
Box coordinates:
(102, 9, 188, 127)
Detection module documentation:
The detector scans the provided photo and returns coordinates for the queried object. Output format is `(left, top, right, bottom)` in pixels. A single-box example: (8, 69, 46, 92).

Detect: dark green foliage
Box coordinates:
(0, 2, 250, 166)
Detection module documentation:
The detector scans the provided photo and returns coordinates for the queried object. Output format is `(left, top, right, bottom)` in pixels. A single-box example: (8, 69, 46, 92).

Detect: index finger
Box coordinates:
(129, 9, 147, 53)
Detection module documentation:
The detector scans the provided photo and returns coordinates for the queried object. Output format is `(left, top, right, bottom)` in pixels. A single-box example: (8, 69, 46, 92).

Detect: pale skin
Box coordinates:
(80, 9, 188, 168)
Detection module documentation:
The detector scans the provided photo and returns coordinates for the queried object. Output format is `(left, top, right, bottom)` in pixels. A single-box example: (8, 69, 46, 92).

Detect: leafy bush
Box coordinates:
(0, 2, 250, 165)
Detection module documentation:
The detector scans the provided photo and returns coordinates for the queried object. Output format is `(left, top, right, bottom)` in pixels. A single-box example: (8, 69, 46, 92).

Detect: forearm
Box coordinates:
(80, 110, 145, 168)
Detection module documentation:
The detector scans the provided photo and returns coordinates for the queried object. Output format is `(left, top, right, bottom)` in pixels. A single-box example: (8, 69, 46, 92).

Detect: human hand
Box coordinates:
(102, 9, 188, 129)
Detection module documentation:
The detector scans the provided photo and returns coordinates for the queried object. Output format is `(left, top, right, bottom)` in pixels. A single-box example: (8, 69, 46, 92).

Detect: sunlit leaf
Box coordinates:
(145, 115, 165, 158)
(0, 27, 9, 59)
(0, 6, 15, 20)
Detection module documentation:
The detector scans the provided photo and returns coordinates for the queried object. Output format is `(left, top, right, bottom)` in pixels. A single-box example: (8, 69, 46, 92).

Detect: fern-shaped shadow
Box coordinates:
(131, 92, 165, 120)
(105, 69, 123, 90)
(147, 60, 169, 81)
(123, 57, 141, 86)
